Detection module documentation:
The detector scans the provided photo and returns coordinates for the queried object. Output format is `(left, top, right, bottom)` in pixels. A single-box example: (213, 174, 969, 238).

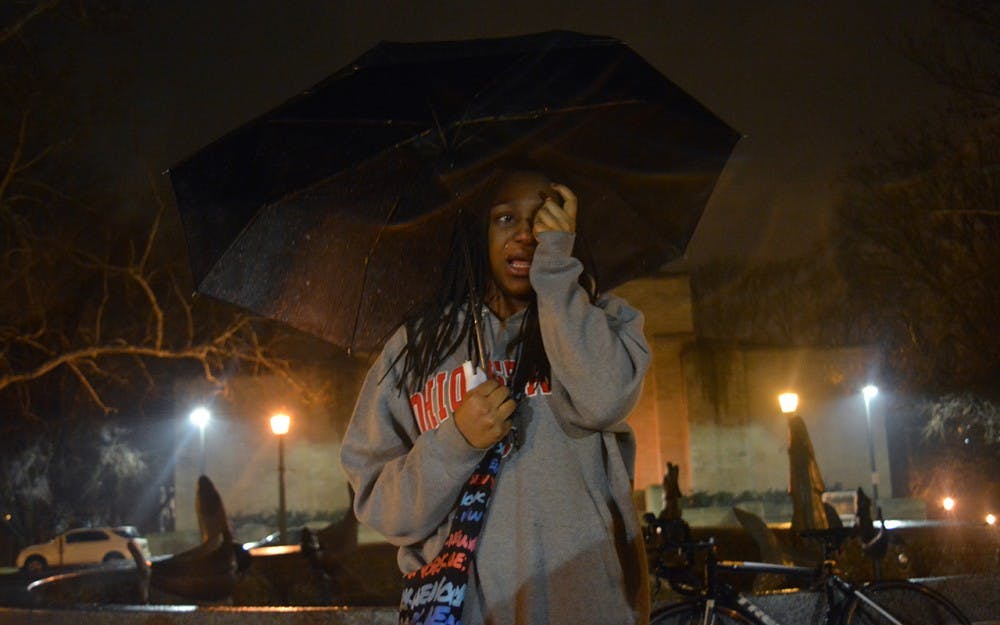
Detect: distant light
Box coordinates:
(270, 413, 291, 436)
(862, 385, 879, 403)
(942, 496, 956, 512)
(778, 392, 799, 414)
(189, 407, 210, 429)
(986, 513, 996, 526)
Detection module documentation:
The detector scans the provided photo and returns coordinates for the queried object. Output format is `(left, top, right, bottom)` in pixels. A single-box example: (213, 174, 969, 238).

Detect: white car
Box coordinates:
(16, 526, 152, 573)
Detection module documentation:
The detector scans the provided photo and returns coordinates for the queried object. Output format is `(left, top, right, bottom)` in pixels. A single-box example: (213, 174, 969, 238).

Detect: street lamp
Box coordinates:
(269, 413, 291, 544)
(778, 392, 799, 415)
(861, 384, 880, 514)
(189, 407, 211, 476)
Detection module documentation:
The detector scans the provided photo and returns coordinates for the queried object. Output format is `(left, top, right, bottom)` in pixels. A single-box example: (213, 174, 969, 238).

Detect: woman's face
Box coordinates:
(485, 171, 552, 318)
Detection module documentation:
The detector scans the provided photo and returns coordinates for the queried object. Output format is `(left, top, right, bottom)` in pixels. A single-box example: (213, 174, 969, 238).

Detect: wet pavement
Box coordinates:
(2, 539, 996, 624)
(0, 568, 47, 607)
(0, 573, 996, 624)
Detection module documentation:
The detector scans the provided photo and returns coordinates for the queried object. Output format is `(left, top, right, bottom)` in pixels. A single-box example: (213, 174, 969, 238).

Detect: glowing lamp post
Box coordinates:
(270, 413, 291, 544)
(941, 496, 957, 523)
(861, 385, 880, 513)
(778, 392, 799, 415)
(189, 407, 211, 476)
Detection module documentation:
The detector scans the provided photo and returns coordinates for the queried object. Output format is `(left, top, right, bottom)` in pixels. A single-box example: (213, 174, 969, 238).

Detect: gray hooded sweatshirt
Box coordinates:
(341, 231, 651, 625)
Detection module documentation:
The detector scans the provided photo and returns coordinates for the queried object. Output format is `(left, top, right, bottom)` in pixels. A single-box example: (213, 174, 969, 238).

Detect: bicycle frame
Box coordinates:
(662, 542, 917, 625)
(712, 558, 819, 625)
(646, 520, 970, 625)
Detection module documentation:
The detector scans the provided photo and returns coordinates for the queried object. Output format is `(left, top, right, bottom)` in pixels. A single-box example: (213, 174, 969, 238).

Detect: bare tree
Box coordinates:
(904, 0, 1000, 119)
(687, 2, 1000, 511)
(828, 0, 1000, 512)
(835, 2, 1000, 398)
(0, 114, 328, 418)
(687, 1, 1000, 400)
(0, 3, 343, 539)
(0, 0, 60, 46)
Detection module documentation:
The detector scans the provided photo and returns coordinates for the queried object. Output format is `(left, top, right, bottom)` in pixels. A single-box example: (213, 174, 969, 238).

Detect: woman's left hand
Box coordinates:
(533, 183, 577, 239)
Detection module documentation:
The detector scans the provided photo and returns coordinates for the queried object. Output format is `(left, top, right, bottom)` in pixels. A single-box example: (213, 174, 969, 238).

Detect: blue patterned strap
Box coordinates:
(399, 442, 503, 625)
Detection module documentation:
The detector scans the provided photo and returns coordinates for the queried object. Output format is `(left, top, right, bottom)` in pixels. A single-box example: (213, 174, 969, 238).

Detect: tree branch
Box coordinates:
(0, 0, 60, 45)
(0, 343, 217, 393)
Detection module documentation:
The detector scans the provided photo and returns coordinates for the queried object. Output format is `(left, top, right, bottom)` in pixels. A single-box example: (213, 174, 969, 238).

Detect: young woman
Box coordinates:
(340, 168, 651, 624)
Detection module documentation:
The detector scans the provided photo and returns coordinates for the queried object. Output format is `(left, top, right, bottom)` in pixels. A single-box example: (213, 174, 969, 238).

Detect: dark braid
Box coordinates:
(390, 182, 491, 393)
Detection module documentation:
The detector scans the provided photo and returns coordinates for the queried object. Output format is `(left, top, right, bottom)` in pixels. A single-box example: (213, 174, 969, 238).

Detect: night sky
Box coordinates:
(35, 0, 950, 266)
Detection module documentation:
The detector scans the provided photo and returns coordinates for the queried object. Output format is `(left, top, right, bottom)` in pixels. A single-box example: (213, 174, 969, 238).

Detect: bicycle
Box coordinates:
(642, 516, 971, 625)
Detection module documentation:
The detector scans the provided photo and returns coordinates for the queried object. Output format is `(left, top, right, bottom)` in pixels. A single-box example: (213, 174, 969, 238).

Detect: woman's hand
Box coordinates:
(453, 379, 516, 449)
(533, 183, 577, 239)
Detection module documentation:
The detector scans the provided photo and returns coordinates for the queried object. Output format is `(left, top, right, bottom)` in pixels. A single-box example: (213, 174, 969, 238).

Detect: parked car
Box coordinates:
(16, 526, 152, 573)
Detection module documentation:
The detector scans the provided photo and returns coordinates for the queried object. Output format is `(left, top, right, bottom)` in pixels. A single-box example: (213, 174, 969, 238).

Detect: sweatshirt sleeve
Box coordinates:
(529, 230, 651, 431)
(339, 330, 486, 546)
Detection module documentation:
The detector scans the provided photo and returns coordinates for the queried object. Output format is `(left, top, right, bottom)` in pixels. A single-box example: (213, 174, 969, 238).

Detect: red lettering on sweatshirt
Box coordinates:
(409, 360, 551, 434)
(433, 371, 447, 423)
(448, 366, 465, 411)
(421, 378, 439, 431)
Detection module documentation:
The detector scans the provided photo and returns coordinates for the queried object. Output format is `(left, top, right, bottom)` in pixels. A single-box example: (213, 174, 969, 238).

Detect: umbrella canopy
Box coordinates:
(170, 30, 739, 355)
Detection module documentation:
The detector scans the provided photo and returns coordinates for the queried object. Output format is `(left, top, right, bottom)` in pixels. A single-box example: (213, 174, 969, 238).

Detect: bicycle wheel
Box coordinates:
(842, 580, 971, 625)
(651, 600, 755, 625)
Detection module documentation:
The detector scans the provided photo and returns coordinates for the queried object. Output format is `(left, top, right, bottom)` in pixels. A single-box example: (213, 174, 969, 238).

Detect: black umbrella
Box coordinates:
(169, 30, 739, 355)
